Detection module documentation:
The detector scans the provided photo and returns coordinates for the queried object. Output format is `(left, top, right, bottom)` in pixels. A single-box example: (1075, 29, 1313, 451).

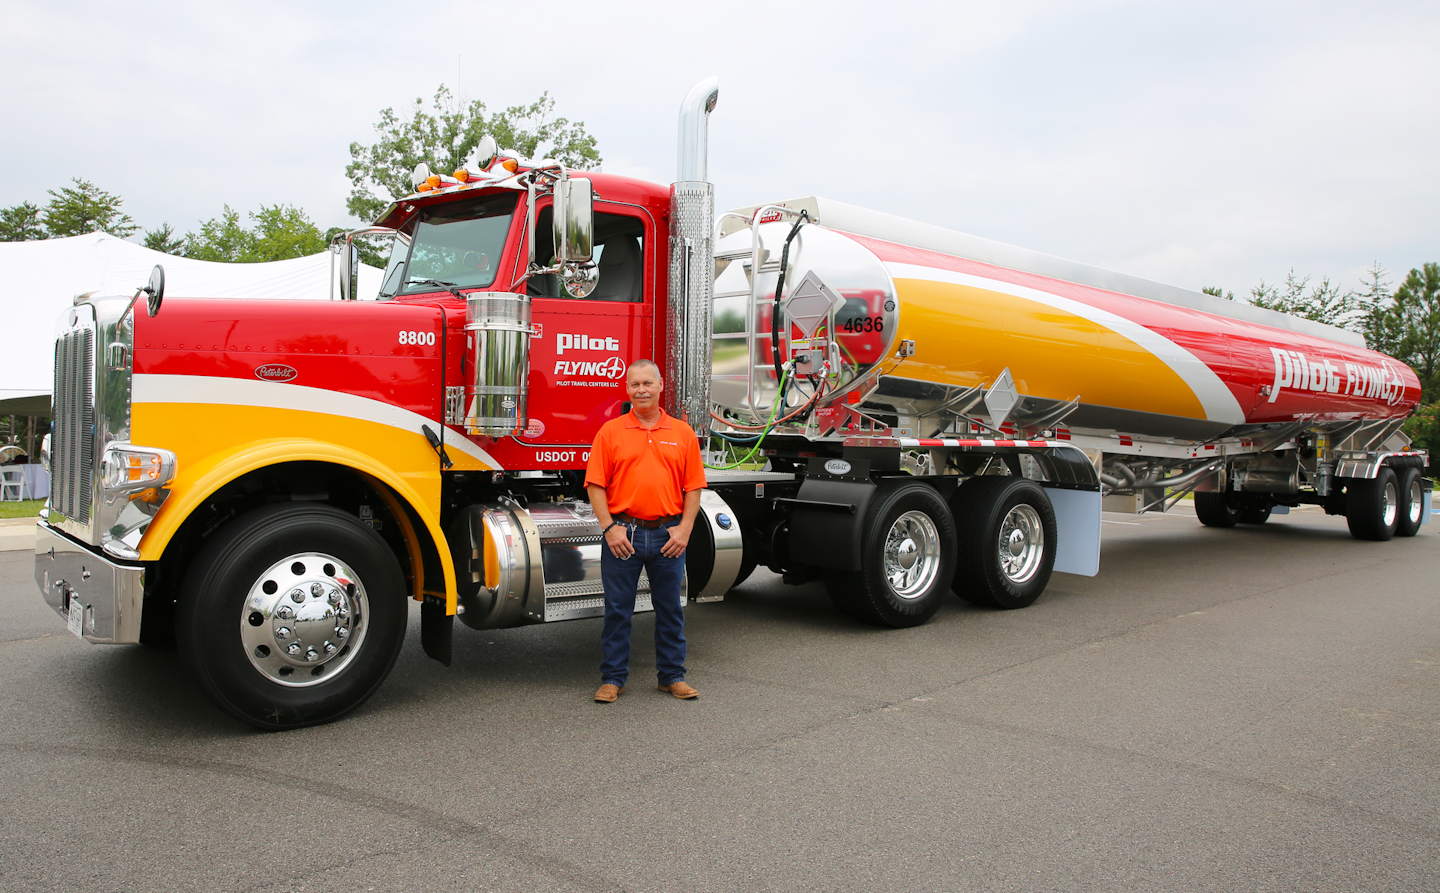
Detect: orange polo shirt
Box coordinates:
(586, 409, 707, 519)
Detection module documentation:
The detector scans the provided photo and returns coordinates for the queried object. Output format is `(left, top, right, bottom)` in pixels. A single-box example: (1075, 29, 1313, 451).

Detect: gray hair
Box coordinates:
(626, 358, 661, 381)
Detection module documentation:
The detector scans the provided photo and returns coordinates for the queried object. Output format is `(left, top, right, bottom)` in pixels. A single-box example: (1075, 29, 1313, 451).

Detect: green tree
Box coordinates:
(185, 204, 326, 263)
(142, 222, 185, 255)
(1249, 269, 1359, 330)
(1201, 285, 1235, 300)
(1373, 263, 1440, 400)
(247, 205, 326, 261)
(0, 201, 46, 241)
(43, 178, 138, 238)
(345, 86, 602, 223)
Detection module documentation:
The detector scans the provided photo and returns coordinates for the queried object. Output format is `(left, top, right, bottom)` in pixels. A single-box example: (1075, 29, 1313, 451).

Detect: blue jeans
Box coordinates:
(599, 522, 686, 687)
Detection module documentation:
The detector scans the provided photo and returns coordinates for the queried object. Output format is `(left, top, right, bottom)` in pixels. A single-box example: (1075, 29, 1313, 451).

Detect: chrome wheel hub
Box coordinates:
(883, 511, 940, 599)
(998, 505, 1044, 584)
(1407, 479, 1422, 525)
(1383, 481, 1398, 528)
(240, 552, 368, 687)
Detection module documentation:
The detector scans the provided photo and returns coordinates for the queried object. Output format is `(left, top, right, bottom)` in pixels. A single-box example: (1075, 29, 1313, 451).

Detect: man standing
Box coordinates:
(585, 359, 706, 703)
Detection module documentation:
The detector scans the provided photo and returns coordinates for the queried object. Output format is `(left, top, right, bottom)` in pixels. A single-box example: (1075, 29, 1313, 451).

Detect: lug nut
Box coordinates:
(289, 589, 304, 604)
(286, 643, 301, 655)
(305, 647, 320, 662)
(327, 590, 341, 606)
(335, 626, 348, 639)
(276, 606, 294, 620)
(323, 642, 336, 654)
(310, 583, 324, 598)
(275, 627, 291, 640)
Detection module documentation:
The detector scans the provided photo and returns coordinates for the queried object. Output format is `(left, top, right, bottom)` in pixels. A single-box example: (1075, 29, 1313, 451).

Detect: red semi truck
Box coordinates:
(36, 79, 1429, 728)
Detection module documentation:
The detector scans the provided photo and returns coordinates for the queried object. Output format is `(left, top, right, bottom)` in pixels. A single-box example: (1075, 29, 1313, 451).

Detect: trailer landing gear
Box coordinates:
(177, 504, 408, 730)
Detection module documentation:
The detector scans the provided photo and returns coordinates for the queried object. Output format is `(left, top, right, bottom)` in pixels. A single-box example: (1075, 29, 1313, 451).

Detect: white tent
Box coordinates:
(0, 232, 384, 408)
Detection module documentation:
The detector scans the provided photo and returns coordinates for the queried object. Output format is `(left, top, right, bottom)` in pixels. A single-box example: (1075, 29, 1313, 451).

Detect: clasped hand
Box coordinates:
(604, 524, 690, 559)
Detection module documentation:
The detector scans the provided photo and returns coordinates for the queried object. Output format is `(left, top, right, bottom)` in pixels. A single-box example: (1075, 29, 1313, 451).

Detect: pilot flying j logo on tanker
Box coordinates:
(553, 332, 626, 383)
(1268, 347, 1403, 406)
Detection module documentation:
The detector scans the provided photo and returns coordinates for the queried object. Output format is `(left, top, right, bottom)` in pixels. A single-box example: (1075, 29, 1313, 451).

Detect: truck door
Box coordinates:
(522, 201, 656, 447)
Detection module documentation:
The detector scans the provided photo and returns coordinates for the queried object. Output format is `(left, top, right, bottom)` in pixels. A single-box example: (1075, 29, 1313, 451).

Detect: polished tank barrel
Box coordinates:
(711, 196, 1421, 440)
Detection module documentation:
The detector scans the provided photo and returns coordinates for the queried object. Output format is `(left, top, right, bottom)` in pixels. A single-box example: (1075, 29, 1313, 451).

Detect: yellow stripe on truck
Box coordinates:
(890, 278, 1209, 420)
(132, 401, 459, 611)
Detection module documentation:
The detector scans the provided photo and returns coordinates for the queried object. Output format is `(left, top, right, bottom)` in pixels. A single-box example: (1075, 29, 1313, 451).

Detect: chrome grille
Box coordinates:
(51, 326, 94, 523)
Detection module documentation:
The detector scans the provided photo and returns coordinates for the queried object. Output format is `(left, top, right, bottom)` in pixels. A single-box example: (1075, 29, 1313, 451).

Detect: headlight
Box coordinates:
(101, 444, 177, 493)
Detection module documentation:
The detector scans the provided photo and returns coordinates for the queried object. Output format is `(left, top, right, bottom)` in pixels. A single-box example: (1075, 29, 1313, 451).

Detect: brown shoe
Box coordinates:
(657, 681, 699, 699)
(594, 683, 625, 703)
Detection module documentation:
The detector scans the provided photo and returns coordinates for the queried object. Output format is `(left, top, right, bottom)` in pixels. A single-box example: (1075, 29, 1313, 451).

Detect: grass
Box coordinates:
(0, 499, 44, 519)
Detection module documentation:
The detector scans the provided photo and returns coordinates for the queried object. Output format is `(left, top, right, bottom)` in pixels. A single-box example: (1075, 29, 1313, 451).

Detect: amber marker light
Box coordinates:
(454, 169, 471, 182)
(499, 157, 519, 173)
(425, 175, 442, 189)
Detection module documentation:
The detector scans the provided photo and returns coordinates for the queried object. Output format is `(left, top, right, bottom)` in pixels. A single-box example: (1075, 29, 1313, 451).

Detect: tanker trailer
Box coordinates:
(695, 194, 1429, 627)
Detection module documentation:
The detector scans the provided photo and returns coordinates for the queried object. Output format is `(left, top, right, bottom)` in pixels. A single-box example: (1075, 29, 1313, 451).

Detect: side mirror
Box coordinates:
(552, 177, 593, 265)
(338, 241, 358, 301)
(145, 265, 164, 317)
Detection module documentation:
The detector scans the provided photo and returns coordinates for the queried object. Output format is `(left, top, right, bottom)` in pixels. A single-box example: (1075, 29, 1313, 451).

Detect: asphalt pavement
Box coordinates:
(1, 504, 1437, 892)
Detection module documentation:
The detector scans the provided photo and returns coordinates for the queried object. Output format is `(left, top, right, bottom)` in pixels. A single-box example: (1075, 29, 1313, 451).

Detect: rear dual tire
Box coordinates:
(1346, 467, 1401, 541)
(824, 482, 958, 628)
(951, 477, 1057, 610)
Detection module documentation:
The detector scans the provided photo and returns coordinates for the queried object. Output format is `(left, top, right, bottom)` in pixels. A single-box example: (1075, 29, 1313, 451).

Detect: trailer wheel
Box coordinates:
(1395, 466, 1424, 538)
(1345, 467, 1400, 541)
(1237, 505, 1272, 525)
(176, 503, 408, 730)
(1194, 492, 1240, 528)
(823, 481, 956, 628)
(951, 477, 1057, 610)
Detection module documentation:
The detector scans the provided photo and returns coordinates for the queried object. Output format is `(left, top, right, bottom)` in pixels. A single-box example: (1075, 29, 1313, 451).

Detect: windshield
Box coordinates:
(387, 191, 519, 296)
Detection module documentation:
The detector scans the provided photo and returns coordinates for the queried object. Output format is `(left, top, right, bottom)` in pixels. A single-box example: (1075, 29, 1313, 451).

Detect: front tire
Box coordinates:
(1346, 467, 1400, 541)
(823, 481, 957, 628)
(176, 504, 408, 730)
(951, 477, 1057, 610)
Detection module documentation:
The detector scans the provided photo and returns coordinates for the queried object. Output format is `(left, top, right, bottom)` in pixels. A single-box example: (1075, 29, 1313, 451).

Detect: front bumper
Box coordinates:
(34, 522, 145, 644)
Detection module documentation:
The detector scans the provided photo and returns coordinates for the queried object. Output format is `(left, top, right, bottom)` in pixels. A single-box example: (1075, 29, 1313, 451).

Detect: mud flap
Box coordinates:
(1044, 486, 1100, 576)
(421, 595, 453, 666)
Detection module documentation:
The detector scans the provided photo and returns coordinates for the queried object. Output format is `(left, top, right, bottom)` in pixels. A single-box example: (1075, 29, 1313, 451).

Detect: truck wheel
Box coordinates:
(951, 477, 1057, 609)
(1345, 467, 1400, 541)
(823, 481, 956, 628)
(176, 504, 408, 730)
(1237, 505, 1272, 525)
(1194, 492, 1239, 528)
(1395, 466, 1424, 538)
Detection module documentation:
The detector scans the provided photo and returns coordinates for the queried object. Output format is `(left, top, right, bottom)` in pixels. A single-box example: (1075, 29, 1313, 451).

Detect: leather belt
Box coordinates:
(613, 512, 680, 529)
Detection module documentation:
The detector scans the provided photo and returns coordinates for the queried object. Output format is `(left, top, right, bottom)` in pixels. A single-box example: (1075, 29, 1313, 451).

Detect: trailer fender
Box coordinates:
(781, 478, 881, 572)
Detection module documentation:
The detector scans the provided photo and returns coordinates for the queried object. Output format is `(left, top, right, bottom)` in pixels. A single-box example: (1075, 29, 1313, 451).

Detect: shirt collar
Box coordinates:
(624, 408, 672, 430)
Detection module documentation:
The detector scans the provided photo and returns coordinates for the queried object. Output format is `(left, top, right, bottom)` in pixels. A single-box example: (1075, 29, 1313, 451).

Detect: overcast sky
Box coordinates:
(3, 0, 1437, 297)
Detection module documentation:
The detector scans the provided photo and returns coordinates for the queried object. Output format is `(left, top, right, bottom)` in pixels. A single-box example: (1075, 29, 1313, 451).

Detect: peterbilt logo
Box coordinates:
(254, 364, 298, 383)
(1268, 348, 1402, 406)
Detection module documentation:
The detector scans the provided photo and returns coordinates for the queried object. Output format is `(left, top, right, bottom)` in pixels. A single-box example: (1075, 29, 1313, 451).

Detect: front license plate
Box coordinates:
(67, 597, 84, 638)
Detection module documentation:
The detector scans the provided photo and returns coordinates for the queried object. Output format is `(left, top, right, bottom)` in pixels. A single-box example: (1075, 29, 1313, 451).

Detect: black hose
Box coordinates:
(770, 211, 810, 390)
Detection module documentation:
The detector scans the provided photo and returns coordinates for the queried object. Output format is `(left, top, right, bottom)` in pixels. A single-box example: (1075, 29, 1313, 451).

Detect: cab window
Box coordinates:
(388, 192, 519, 296)
(530, 207, 645, 302)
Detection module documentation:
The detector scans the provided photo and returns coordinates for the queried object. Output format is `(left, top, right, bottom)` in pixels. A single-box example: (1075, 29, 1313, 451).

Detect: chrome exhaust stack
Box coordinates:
(666, 77, 720, 435)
